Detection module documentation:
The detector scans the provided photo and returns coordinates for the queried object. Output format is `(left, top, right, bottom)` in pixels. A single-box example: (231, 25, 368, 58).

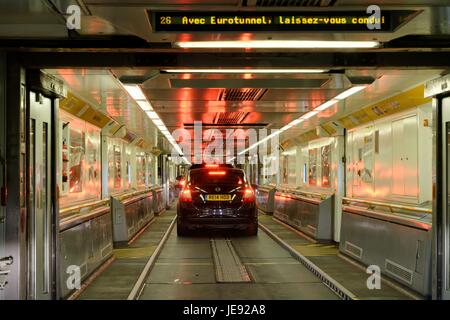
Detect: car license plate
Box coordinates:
(206, 194, 231, 201)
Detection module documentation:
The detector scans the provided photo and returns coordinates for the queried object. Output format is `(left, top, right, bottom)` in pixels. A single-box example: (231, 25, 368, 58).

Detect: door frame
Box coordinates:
(25, 70, 62, 300)
(433, 91, 450, 300)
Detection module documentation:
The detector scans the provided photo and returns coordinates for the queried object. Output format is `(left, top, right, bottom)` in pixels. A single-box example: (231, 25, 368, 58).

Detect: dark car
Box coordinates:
(176, 164, 258, 236)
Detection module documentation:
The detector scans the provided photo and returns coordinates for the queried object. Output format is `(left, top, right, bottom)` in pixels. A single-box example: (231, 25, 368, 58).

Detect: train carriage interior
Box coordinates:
(1, 0, 450, 305)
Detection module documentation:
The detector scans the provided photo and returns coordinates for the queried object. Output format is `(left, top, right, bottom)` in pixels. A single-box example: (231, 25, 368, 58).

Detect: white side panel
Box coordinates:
(346, 105, 432, 205)
(403, 115, 419, 197)
(351, 127, 374, 198)
(374, 121, 393, 199)
(392, 118, 405, 196)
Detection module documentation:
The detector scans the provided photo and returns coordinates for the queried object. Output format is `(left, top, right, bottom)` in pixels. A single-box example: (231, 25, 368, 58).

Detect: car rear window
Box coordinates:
(189, 169, 245, 185)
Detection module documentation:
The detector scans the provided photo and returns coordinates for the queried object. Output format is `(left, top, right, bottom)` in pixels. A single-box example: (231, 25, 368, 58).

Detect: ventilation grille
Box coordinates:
(385, 259, 414, 284)
(218, 88, 267, 101)
(344, 241, 363, 259)
(214, 112, 249, 125)
(245, 0, 335, 6)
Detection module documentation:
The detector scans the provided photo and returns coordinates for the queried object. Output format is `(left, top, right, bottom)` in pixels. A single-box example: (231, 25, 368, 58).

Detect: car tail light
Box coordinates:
(180, 188, 192, 202)
(243, 187, 255, 203)
(208, 171, 226, 176)
(205, 164, 219, 168)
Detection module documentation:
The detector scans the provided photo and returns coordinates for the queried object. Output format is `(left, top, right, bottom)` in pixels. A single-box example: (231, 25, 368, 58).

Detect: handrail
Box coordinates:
(294, 189, 330, 200)
(114, 188, 152, 202)
(60, 205, 110, 231)
(60, 198, 110, 217)
(276, 187, 330, 200)
(342, 197, 432, 215)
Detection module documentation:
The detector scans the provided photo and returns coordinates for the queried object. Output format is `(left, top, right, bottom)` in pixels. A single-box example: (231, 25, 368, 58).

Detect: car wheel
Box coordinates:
(177, 219, 189, 237)
(246, 222, 258, 236)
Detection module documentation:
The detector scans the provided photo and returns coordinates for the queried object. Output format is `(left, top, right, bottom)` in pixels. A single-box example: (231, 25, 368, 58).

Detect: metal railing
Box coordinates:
(276, 186, 331, 201)
(342, 197, 432, 215)
(114, 188, 152, 202)
(60, 198, 110, 218)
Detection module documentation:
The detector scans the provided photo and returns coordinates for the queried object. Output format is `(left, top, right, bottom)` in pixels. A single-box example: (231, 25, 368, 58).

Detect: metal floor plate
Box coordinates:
(210, 238, 251, 283)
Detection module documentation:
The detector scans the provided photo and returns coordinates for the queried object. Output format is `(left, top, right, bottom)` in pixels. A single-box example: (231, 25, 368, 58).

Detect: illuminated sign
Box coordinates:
(150, 10, 418, 32)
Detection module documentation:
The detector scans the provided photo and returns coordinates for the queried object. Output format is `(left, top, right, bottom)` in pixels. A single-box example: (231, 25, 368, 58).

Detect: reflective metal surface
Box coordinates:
(59, 211, 113, 298)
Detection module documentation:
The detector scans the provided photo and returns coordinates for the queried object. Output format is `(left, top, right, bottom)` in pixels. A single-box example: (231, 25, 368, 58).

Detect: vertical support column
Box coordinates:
(101, 131, 109, 199)
(333, 134, 346, 243)
(153, 155, 158, 186)
(130, 145, 137, 189)
(152, 127, 159, 187)
(431, 96, 441, 300)
(295, 146, 302, 187)
(145, 153, 151, 188)
(161, 154, 169, 209)
(425, 74, 450, 300)
(5, 57, 27, 299)
(0, 53, 6, 300)
(52, 97, 60, 300)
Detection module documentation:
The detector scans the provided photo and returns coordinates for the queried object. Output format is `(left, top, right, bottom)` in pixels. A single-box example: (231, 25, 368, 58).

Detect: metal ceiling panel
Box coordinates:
(279, 70, 444, 142)
(0, 0, 68, 37)
(142, 88, 341, 102)
(150, 100, 312, 112)
(143, 88, 222, 101)
(170, 78, 328, 88)
(261, 88, 341, 100)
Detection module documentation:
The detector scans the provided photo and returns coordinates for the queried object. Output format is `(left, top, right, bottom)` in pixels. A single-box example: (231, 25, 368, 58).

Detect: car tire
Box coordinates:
(177, 219, 189, 237)
(246, 222, 258, 236)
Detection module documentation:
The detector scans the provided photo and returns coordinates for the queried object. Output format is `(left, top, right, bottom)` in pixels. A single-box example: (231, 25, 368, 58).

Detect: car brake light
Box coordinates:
(208, 171, 226, 176)
(243, 187, 255, 203)
(205, 164, 219, 168)
(180, 188, 192, 202)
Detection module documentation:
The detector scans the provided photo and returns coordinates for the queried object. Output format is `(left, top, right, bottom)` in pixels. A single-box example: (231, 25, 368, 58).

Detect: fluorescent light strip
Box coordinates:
(146, 111, 160, 120)
(300, 111, 319, 120)
(175, 40, 379, 49)
(153, 119, 164, 127)
(164, 68, 327, 74)
(334, 85, 367, 100)
(314, 99, 339, 111)
(237, 131, 280, 156)
(123, 84, 147, 100)
(136, 100, 153, 112)
(122, 84, 186, 161)
(239, 85, 368, 156)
